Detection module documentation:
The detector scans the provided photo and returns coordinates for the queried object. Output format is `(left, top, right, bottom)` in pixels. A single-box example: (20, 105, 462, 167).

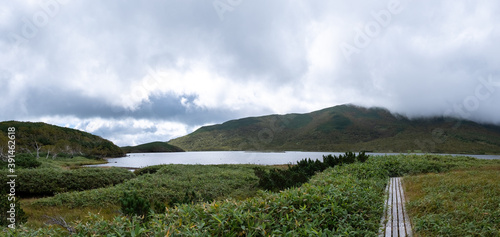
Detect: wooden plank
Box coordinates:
(379, 180, 390, 237)
(400, 178, 413, 237)
(391, 178, 398, 237)
(380, 177, 413, 237)
(385, 178, 392, 237)
(396, 178, 406, 236)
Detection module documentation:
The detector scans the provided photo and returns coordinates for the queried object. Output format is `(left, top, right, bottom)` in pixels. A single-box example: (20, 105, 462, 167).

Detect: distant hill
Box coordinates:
(169, 104, 500, 154)
(0, 121, 124, 158)
(121, 141, 185, 153)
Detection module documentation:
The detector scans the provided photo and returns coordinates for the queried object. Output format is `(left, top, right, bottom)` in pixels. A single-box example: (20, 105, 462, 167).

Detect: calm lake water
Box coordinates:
(89, 151, 500, 169)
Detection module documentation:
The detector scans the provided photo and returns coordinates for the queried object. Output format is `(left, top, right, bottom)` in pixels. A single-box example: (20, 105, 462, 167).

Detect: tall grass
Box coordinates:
(18, 199, 119, 229)
(37, 156, 107, 169)
(405, 166, 500, 236)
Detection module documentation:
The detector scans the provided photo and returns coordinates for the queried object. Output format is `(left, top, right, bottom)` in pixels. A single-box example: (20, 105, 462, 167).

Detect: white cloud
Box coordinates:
(37, 115, 190, 146)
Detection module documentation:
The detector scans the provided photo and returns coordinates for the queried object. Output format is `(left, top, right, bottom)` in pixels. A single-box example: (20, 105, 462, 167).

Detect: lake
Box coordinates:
(88, 151, 500, 169)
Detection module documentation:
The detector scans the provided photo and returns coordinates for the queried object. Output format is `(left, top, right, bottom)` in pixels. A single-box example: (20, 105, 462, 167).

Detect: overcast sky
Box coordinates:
(1, 0, 500, 146)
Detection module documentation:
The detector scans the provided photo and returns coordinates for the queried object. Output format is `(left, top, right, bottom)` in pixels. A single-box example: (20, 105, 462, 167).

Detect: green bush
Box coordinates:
(0, 154, 42, 169)
(14, 154, 42, 169)
(255, 152, 369, 191)
(152, 201, 167, 214)
(33, 164, 260, 208)
(0, 167, 135, 196)
(167, 190, 200, 207)
(133, 165, 166, 176)
(253, 167, 308, 191)
(120, 192, 151, 219)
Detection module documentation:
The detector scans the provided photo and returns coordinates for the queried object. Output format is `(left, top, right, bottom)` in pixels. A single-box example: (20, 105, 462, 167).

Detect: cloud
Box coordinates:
(1, 0, 500, 146)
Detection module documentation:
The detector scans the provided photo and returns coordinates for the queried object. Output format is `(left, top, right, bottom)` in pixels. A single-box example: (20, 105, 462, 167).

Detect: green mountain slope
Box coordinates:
(169, 104, 500, 154)
(121, 141, 185, 153)
(0, 121, 124, 158)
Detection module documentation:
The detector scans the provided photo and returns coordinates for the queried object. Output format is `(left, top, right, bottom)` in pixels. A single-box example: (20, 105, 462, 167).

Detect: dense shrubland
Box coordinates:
(254, 152, 369, 191)
(0, 155, 133, 230)
(33, 164, 261, 208)
(0, 154, 42, 169)
(0, 167, 135, 196)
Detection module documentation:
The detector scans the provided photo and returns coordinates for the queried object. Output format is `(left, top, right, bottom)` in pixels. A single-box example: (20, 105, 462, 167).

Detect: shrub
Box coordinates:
(0, 154, 42, 169)
(355, 151, 370, 163)
(171, 190, 198, 206)
(33, 164, 260, 208)
(120, 191, 170, 219)
(120, 192, 151, 219)
(152, 201, 167, 214)
(254, 167, 308, 191)
(255, 152, 369, 191)
(133, 165, 166, 176)
(14, 154, 42, 169)
(0, 167, 135, 196)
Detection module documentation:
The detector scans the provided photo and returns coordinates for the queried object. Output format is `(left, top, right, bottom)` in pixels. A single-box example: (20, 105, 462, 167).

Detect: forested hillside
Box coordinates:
(121, 141, 185, 153)
(169, 104, 500, 154)
(0, 121, 124, 158)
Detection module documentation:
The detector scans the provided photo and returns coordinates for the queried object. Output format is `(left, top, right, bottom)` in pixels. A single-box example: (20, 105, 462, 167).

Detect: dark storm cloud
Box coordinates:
(20, 87, 242, 127)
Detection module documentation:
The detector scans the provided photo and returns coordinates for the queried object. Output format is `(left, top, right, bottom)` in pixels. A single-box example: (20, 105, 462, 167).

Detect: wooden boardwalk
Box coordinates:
(379, 177, 412, 237)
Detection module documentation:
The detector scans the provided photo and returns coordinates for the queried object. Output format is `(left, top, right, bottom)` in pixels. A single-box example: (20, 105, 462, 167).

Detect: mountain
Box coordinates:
(169, 104, 500, 154)
(121, 141, 185, 153)
(0, 121, 124, 158)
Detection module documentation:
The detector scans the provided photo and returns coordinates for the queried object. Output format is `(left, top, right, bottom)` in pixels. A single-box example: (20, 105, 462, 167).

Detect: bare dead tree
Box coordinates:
(65, 145, 76, 158)
(43, 215, 75, 234)
(21, 147, 34, 156)
(34, 141, 42, 159)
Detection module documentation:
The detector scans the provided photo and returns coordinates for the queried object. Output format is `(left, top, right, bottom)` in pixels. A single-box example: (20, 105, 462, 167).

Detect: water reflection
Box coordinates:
(87, 151, 500, 169)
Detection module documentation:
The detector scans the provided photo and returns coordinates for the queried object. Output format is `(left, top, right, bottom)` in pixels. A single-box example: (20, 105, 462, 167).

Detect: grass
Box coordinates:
(20, 198, 119, 229)
(404, 165, 500, 236)
(38, 156, 107, 169)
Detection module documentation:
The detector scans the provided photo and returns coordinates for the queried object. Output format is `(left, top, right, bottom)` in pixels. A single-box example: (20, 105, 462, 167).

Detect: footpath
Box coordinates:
(380, 177, 413, 237)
